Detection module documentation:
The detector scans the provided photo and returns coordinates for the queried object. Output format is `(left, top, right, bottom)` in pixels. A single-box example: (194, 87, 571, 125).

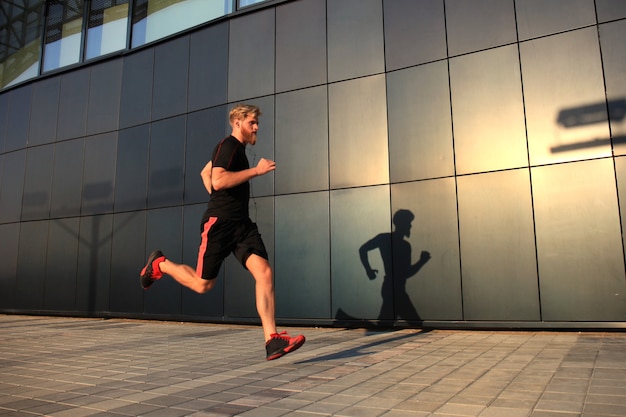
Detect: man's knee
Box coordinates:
(196, 278, 216, 294)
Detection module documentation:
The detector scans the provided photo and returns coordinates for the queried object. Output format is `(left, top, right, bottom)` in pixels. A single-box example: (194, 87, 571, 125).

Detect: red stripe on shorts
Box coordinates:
(196, 216, 218, 277)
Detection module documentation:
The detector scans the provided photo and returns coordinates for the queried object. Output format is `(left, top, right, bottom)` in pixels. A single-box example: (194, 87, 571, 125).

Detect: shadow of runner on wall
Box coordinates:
(335, 209, 431, 328)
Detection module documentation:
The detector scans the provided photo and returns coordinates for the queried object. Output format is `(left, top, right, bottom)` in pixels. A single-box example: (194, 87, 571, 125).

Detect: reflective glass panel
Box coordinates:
(457, 169, 539, 321)
(596, 0, 626, 22)
(239, 0, 266, 8)
(599, 21, 626, 155)
(85, 0, 129, 60)
(43, 1, 84, 72)
(387, 61, 453, 182)
(383, 0, 446, 71)
(516, 0, 596, 41)
(521, 28, 609, 165)
(533, 159, 626, 321)
(445, 0, 516, 56)
(131, 0, 232, 48)
(450, 45, 527, 174)
(328, 75, 389, 188)
(0, 1, 44, 88)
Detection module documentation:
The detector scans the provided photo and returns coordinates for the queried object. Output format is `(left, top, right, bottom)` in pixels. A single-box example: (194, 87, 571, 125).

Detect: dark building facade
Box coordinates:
(1, 0, 626, 329)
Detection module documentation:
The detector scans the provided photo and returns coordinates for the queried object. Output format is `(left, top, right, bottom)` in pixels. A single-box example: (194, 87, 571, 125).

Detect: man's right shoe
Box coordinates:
(265, 332, 305, 360)
(140, 250, 166, 289)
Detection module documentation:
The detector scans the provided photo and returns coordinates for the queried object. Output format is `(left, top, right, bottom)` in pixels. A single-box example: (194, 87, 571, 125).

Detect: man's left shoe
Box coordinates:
(140, 250, 166, 289)
(265, 332, 305, 360)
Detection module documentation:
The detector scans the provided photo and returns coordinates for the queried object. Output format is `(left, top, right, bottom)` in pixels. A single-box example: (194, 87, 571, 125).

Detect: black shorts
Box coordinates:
(196, 215, 268, 280)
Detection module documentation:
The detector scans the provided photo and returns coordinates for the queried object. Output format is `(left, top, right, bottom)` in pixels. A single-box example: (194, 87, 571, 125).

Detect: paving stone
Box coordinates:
(1, 315, 626, 416)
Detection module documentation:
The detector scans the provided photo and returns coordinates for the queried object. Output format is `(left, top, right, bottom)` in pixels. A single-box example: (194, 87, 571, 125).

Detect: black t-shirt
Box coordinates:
(206, 136, 250, 220)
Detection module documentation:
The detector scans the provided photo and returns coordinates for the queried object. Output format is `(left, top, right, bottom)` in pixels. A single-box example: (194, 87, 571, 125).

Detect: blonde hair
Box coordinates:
(229, 103, 261, 125)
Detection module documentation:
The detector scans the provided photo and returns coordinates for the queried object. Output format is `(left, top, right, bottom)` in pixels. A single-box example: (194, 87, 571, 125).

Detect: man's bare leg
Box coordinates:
(245, 254, 277, 341)
(159, 259, 215, 294)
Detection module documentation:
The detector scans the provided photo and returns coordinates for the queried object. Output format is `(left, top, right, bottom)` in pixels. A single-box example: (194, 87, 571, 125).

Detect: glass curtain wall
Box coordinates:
(85, 0, 129, 60)
(43, 0, 84, 71)
(1, 0, 266, 87)
(131, 0, 233, 48)
(0, 0, 45, 88)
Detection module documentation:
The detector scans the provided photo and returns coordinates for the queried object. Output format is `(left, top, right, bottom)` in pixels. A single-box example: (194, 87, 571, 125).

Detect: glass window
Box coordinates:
(131, 0, 232, 48)
(0, 1, 45, 88)
(43, 0, 84, 72)
(85, 0, 129, 60)
(239, 0, 265, 8)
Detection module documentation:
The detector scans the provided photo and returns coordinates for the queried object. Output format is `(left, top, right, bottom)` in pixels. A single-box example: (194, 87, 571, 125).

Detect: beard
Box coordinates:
(242, 127, 257, 145)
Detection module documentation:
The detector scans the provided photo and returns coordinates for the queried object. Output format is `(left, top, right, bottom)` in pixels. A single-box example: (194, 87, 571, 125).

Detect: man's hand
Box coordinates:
(255, 158, 276, 176)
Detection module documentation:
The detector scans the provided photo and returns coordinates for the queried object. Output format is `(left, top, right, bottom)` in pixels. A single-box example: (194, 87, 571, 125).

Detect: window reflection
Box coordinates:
(86, 0, 129, 60)
(131, 0, 232, 48)
(0, 1, 44, 88)
(43, 1, 84, 72)
(239, 0, 265, 8)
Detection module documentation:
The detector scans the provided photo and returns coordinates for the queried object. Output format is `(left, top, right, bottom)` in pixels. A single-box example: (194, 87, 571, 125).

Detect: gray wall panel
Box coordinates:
(275, 86, 329, 194)
(147, 116, 185, 208)
(44, 218, 79, 311)
(114, 125, 149, 212)
(82, 133, 117, 216)
(0, 223, 19, 309)
(516, 0, 596, 40)
(618, 157, 626, 255)
(76, 214, 113, 314)
(188, 22, 229, 112)
(458, 169, 539, 321)
(144, 207, 183, 315)
(228, 9, 275, 102)
(331, 186, 391, 322)
(391, 179, 462, 321)
(119, 49, 153, 129)
(275, 0, 327, 92)
(329, 75, 389, 189)
(383, 0, 447, 71)
(153, 37, 189, 121)
(29, 78, 60, 146)
(87, 59, 122, 135)
(5, 85, 31, 151)
(596, 0, 626, 22)
(327, 0, 385, 82)
(50, 139, 84, 218)
(387, 61, 454, 182)
(450, 45, 527, 174)
(0, 93, 7, 152)
(0, 150, 26, 224)
(57, 69, 90, 141)
(275, 192, 331, 318)
(534, 160, 626, 321)
(446, 0, 516, 56)
(109, 211, 146, 314)
(22, 145, 53, 221)
(15, 220, 49, 310)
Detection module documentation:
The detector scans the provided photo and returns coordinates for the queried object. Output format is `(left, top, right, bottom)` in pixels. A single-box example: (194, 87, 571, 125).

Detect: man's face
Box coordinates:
(239, 115, 259, 145)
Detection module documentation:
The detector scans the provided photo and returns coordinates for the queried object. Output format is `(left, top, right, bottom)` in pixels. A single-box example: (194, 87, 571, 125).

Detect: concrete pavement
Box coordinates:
(1, 315, 625, 416)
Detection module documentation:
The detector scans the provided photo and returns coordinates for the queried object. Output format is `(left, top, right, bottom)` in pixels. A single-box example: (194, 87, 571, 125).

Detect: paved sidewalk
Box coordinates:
(0, 315, 625, 417)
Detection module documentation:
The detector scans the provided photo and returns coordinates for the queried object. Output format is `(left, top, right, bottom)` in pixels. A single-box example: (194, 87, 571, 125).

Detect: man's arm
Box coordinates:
(200, 160, 212, 194)
(211, 158, 275, 191)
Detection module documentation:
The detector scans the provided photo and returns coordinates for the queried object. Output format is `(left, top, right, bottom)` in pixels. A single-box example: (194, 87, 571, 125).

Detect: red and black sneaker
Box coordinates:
(265, 332, 305, 360)
(140, 250, 166, 289)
